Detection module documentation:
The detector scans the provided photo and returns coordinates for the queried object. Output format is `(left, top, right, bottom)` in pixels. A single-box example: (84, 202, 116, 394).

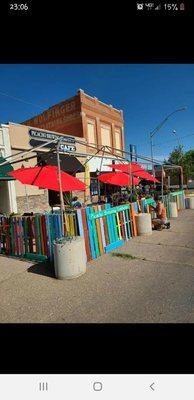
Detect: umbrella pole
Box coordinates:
(129, 162, 133, 202)
(57, 140, 65, 236)
(161, 165, 164, 202)
(24, 185, 30, 212)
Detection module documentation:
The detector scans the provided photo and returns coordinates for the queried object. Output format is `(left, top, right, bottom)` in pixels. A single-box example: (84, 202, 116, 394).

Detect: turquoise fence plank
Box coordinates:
(85, 207, 96, 259)
(90, 207, 100, 258)
(144, 198, 155, 206)
(170, 190, 184, 197)
(105, 240, 124, 253)
(45, 213, 52, 260)
(105, 204, 114, 243)
(54, 214, 58, 239)
(112, 212, 118, 242)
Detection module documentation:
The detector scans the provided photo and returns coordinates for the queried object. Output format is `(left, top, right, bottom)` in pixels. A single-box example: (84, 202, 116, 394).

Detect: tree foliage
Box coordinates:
(166, 145, 194, 184)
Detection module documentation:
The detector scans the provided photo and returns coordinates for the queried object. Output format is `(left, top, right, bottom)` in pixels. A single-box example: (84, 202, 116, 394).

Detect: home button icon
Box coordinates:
(93, 382, 103, 391)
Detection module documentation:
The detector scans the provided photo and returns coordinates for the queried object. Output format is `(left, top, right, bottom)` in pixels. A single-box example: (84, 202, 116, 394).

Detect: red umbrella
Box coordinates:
(106, 162, 160, 183)
(98, 171, 140, 186)
(8, 165, 86, 191)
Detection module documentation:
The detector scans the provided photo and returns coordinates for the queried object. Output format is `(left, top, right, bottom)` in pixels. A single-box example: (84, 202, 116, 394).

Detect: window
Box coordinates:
(87, 120, 96, 147)
(115, 128, 122, 155)
(115, 129, 121, 150)
(101, 124, 111, 148)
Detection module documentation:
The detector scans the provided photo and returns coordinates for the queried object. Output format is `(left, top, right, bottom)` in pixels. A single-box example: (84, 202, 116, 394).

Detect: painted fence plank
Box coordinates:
(105, 203, 114, 243)
(93, 205, 104, 255)
(90, 207, 100, 258)
(85, 206, 96, 259)
(76, 208, 84, 237)
(105, 240, 125, 253)
(98, 205, 106, 252)
(81, 208, 92, 261)
(123, 210, 129, 240)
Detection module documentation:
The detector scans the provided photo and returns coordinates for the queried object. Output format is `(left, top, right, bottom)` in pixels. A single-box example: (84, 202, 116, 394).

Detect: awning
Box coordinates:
(37, 152, 85, 174)
(0, 156, 15, 181)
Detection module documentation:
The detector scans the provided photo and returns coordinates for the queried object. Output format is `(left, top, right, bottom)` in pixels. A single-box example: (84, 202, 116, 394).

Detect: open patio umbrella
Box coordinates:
(106, 162, 160, 183)
(7, 165, 86, 191)
(98, 171, 140, 186)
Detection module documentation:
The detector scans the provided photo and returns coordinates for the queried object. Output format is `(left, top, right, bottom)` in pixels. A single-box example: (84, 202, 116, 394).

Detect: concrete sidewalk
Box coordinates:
(0, 209, 194, 322)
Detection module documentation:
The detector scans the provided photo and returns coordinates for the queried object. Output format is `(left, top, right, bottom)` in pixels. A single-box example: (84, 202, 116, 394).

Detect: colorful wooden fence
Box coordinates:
(0, 212, 77, 262)
(0, 204, 137, 262)
(169, 190, 185, 210)
(0, 190, 187, 263)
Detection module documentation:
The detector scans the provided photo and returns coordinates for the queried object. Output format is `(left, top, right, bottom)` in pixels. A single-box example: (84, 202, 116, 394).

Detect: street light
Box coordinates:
(171, 130, 184, 189)
(149, 107, 187, 178)
(172, 129, 181, 147)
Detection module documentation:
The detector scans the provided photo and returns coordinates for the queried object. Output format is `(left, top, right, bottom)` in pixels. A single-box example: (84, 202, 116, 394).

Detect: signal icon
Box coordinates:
(155, 4, 161, 10)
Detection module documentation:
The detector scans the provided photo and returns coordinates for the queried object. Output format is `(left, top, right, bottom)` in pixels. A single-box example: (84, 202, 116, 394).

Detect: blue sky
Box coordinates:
(0, 64, 194, 161)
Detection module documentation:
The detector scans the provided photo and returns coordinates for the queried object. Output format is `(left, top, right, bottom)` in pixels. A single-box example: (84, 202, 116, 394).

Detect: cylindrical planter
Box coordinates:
(185, 197, 190, 209)
(189, 197, 194, 209)
(169, 202, 178, 218)
(53, 236, 87, 279)
(135, 213, 152, 236)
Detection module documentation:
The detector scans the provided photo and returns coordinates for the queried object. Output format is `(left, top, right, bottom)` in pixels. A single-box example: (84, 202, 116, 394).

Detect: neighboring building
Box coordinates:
(0, 124, 17, 213)
(22, 89, 125, 158)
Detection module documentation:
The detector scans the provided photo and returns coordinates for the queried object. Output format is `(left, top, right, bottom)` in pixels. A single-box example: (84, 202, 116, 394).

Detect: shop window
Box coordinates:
(101, 124, 111, 148)
(87, 120, 96, 147)
(115, 128, 122, 153)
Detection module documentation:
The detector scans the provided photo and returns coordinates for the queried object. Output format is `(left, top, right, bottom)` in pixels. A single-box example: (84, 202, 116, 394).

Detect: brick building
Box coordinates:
(0, 91, 125, 214)
(23, 89, 125, 156)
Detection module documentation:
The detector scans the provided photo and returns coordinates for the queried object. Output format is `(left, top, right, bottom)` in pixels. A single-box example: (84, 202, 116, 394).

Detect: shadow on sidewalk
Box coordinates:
(27, 261, 56, 278)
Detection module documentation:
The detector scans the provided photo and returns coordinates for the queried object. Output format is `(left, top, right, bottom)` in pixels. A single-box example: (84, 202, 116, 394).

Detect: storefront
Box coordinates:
(0, 120, 123, 214)
(0, 90, 127, 214)
(0, 124, 17, 214)
(0, 122, 89, 213)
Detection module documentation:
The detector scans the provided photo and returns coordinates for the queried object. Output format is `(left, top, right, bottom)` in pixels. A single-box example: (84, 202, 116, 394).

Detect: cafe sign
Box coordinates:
(29, 129, 76, 153)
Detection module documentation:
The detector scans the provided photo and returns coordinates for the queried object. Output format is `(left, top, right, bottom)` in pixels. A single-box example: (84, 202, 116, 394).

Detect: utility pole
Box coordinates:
(129, 144, 137, 200)
(57, 139, 65, 236)
(149, 107, 187, 180)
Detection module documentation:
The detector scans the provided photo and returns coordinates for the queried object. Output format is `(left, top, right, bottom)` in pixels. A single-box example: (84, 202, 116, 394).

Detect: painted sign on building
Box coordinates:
(29, 129, 76, 153)
(24, 98, 81, 132)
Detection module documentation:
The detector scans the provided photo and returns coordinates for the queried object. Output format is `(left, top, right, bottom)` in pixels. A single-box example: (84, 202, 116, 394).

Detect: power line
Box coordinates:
(154, 133, 194, 147)
(0, 90, 45, 110)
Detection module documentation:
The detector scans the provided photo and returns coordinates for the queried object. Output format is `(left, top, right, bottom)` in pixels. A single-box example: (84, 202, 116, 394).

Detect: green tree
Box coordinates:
(167, 145, 184, 165)
(166, 145, 194, 185)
